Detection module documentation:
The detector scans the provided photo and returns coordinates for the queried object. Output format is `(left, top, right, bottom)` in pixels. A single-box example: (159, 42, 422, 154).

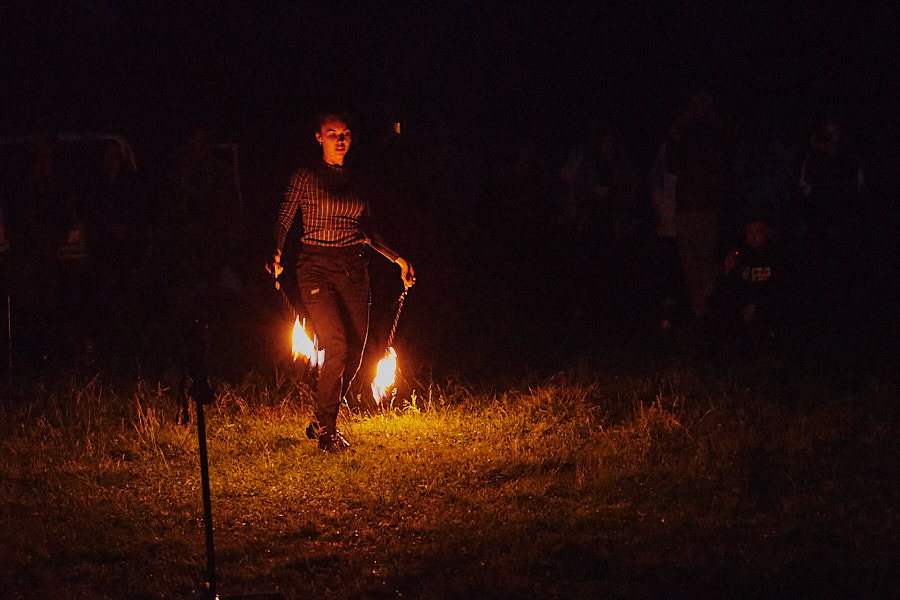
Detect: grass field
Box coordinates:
(1, 354, 898, 600)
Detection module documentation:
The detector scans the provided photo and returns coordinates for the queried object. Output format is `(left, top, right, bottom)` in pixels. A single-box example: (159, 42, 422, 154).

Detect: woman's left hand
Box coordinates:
(395, 257, 416, 289)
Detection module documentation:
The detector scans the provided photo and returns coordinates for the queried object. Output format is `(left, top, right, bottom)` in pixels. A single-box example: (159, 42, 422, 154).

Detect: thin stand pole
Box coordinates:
(7, 293, 12, 389)
(196, 395, 217, 600)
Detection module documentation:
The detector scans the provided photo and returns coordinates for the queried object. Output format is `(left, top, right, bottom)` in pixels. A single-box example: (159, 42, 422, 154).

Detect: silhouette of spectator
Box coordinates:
(80, 139, 154, 357)
(163, 125, 245, 394)
(790, 115, 866, 312)
(796, 116, 864, 237)
(2, 131, 84, 362)
(559, 138, 584, 227)
(167, 126, 243, 308)
(88, 140, 150, 264)
(710, 217, 787, 338)
(572, 126, 642, 251)
(5, 132, 71, 260)
(794, 115, 865, 292)
(650, 138, 678, 241)
(732, 111, 796, 238)
(500, 136, 556, 237)
(648, 134, 686, 329)
(553, 122, 648, 348)
(477, 134, 562, 357)
(706, 214, 797, 369)
(666, 89, 733, 319)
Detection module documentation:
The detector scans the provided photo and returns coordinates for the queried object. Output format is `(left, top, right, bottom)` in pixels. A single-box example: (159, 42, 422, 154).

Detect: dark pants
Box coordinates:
(296, 245, 370, 431)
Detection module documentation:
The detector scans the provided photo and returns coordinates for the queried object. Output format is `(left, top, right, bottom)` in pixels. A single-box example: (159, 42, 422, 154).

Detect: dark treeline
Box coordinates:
(1, 2, 898, 385)
(2, 79, 898, 391)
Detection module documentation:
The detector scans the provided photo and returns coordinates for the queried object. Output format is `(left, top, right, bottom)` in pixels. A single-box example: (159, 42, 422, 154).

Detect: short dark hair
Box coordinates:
(316, 111, 352, 131)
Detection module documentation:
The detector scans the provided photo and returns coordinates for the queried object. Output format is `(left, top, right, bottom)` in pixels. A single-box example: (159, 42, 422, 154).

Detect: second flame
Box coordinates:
(371, 347, 398, 403)
(292, 317, 322, 366)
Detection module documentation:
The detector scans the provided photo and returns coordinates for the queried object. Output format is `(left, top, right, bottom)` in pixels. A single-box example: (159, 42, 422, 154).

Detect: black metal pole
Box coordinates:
(6, 293, 11, 389)
(4, 257, 11, 390)
(196, 397, 217, 600)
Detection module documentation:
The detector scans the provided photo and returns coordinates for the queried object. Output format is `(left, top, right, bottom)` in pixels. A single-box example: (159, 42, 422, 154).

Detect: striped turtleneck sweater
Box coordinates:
(275, 161, 399, 262)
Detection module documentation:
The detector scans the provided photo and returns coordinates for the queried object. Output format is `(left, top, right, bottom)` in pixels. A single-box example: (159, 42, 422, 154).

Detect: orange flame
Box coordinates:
(371, 346, 398, 403)
(292, 317, 322, 366)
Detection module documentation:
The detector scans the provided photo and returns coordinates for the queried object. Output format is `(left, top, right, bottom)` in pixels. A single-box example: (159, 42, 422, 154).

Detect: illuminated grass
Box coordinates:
(1, 364, 898, 599)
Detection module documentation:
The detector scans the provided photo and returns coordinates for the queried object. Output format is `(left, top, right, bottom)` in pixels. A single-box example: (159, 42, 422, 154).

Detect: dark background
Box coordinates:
(3, 3, 897, 141)
(2, 1, 898, 382)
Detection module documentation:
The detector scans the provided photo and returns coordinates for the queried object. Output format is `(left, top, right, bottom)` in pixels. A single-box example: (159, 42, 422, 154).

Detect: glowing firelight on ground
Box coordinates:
(371, 347, 398, 403)
(292, 317, 321, 366)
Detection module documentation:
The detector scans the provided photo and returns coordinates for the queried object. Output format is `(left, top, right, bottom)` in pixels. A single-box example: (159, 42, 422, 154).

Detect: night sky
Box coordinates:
(3, 2, 898, 150)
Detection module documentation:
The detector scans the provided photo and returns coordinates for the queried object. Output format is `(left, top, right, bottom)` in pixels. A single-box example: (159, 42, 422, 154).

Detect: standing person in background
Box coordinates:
(272, 112, 415, 454)
(666, 89, 733, 321)
(169, 126, 243, 303)
(795, 116, 865, 280)
(649, 134, 684, 331)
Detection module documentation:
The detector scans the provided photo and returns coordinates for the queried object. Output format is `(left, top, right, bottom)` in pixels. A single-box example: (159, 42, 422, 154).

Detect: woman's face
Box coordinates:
(316, 118, 352, 165)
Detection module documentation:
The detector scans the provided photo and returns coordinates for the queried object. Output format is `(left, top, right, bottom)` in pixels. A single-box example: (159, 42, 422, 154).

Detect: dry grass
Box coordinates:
(1, 361, 898, 599)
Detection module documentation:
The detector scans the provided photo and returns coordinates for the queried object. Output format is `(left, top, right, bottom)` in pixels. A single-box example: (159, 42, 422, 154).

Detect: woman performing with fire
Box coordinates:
(271, 113, 415, 453)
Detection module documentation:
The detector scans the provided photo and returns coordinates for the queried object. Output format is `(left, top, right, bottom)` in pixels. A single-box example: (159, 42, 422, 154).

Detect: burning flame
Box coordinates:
(292, 317, 322, 366)
(371, 346, 398, 403)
